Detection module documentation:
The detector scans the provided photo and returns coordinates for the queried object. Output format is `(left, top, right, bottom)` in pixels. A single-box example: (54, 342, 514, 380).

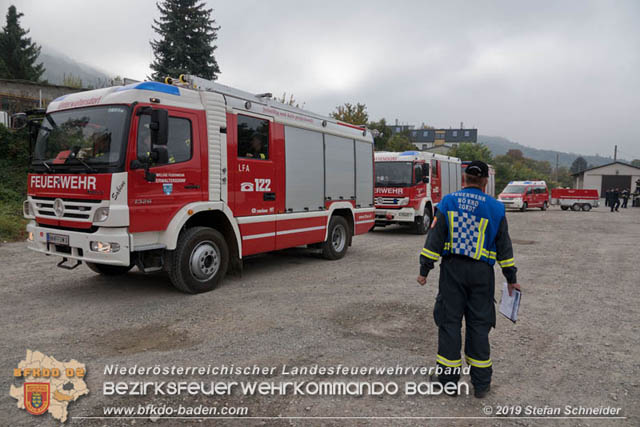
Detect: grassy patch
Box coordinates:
(0, 201, 27, 242)
(0, 126, 30, 242)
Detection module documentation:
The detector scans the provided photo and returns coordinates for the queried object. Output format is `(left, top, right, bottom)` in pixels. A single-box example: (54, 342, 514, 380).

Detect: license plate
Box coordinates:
(47, 233, 69, 245)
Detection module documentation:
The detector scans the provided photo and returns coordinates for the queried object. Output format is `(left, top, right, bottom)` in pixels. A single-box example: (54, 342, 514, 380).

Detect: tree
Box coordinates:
(150, 0, 221, 81)
(367, 118, 391, 151)
(448, 143, 493, 163)
(0, 5, 44, 81)
(631, 159, 640, 168)
(330, 102, 368, 125)
(62, 73, 83, 89)
(506, 149, 524, 161)
(570, 156, 588, 174)
(386, 134, 415, 152)
(274, 92, 304, 109)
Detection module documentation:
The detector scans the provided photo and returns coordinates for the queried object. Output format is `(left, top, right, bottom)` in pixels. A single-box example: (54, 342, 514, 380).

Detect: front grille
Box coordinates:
(376, 197, 402, 205)
(31, 196, 102, 221)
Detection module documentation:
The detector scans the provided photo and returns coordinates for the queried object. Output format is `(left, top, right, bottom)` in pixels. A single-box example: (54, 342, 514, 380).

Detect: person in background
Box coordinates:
(610, 188, 620, 212)
(605, 188, 611, 207)
(621, 188, 629, 208)
(245, 135, 266, 159)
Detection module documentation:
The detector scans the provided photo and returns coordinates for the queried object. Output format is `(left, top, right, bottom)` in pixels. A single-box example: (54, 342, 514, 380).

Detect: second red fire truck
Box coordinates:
(373, 151, 462, 233)
(23, 75, 375, 293)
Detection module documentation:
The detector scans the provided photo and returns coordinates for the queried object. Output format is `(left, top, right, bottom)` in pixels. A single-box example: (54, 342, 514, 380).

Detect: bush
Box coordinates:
(0, 125, 30, 241)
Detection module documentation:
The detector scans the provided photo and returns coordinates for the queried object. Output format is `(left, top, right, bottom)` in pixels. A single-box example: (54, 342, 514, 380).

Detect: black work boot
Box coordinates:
(430, 374, 459, 397)
(474, 385, 490, 398)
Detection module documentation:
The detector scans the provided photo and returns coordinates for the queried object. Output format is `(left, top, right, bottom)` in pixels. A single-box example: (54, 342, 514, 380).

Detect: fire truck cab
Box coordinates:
(373, 151, 461, 234)
(23, 75, 375, 293)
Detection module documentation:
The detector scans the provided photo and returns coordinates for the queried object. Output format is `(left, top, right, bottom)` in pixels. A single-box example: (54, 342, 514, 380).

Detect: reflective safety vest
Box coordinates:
(437, 187, 506, 266)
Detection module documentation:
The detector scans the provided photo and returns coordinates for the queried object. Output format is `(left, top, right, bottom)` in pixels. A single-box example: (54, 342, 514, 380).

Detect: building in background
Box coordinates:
(389, 121, 477, 155)
(572, 162, 640, 198)
(0, 78, 85, 115)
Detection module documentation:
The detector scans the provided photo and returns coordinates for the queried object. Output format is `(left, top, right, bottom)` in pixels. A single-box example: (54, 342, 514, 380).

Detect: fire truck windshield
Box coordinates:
(502, 184, 527, 194)
(32, 105, 130, 172)
(375, 161, 413, 187)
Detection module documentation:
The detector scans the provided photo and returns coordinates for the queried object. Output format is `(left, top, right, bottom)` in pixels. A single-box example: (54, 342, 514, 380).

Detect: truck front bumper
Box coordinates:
(375, 208, 416, 223)
(26, 221, 131, 266)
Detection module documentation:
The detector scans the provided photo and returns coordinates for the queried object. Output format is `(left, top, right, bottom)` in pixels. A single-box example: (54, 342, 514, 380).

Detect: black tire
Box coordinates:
(582, 204, 592, 211)
(168, 226, 229, 294)
(322, 216, 350, 260)
(561, 206, 569, 211)
(520, 202, 528, 212)
(571, 203, 581, 212)
(86, 262, 133, 276)
(541, 201, 548, 211)
(414, 207, 432, 235)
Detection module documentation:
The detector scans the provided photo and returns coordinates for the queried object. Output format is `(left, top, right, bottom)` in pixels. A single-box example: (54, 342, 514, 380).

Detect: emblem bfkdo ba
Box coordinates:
(24, 383, 50, 416)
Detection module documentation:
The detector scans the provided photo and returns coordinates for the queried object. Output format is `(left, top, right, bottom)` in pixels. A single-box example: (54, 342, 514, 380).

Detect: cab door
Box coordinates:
(128, 106, 204, 233)
(227, 113, 279, 255)
(524, 186, 534, 206)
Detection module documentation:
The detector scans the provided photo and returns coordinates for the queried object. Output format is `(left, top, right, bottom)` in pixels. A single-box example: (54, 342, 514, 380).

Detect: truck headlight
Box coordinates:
(90, 241, 120, 253)
(23, 200, 32, 217)
(93, 207, 110, 222)
(398, 197, 410, 206)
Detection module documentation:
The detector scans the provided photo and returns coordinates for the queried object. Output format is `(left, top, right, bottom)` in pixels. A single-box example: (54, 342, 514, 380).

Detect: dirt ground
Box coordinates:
(0, 205, 638, 426)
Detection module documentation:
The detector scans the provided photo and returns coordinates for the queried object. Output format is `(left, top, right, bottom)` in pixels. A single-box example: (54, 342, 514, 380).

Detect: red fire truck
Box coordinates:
(23, 75, 375, 293)
(373, 151, 462, 233)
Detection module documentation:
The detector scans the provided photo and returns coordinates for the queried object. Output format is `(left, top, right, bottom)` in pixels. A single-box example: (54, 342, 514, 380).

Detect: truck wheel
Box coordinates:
(561, 206, 569, 211)
(571, 203, 581, 211)
(169, 226, 229, 294)
(582, 204, 592, 211)
(414, 208, 432, 235)
(520, 202, 528, 212)
(541, 201, 548, 211)
(86, 262, 133, 276)
(322, 216, 350, 260)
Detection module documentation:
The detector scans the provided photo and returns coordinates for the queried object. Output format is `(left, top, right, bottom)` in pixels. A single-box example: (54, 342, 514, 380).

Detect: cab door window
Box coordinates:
(237, 115, 269, 160)
(137, 115, 192, 164)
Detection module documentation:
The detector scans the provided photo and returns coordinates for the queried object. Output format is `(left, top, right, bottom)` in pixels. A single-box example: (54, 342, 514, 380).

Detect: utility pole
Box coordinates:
(614, 145, 617, 161)
(555, 153, 559, 183)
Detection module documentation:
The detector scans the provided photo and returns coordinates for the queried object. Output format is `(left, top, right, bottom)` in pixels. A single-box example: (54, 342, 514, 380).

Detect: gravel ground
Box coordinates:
(1, 206, 638, 426)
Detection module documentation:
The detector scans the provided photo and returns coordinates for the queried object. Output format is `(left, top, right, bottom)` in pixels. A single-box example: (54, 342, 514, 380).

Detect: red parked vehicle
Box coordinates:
(498, 181, 550, 212)
(550, 188, 600, 211)
(23, 75, 375, 293)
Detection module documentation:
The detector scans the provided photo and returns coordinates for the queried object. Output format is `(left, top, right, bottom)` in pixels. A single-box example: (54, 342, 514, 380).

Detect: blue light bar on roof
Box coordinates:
(115, 81, 180, 96)
(400, 151, 419, 156)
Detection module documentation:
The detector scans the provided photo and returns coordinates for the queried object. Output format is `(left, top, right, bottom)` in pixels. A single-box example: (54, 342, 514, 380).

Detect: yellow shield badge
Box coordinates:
(24, 383, 50, 416)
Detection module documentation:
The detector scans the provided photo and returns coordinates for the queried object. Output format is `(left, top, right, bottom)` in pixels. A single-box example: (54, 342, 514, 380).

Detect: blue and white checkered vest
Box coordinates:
(438, 187, 505, 266)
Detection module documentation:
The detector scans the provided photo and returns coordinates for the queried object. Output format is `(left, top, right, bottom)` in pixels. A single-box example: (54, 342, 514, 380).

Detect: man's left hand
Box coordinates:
(416, 275, 427, 286)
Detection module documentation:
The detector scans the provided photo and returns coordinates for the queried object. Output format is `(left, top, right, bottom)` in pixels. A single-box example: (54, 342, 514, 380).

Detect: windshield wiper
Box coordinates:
(69, 157, 97, 173)
(41, 160, 53, 172)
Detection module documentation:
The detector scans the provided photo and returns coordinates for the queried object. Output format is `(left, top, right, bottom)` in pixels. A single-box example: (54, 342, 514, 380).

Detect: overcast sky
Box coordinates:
(4, 0, 639, 158)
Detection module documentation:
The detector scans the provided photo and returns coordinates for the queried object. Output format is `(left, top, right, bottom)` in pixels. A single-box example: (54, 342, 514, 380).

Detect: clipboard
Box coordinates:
(499, 282, 521, 323)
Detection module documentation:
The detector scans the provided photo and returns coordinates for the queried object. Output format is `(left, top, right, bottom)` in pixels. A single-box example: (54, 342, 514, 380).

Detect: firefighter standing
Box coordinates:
(621, 189, 629, 208)
(416, 160, 520, 398)
(610, 188, 620, 212)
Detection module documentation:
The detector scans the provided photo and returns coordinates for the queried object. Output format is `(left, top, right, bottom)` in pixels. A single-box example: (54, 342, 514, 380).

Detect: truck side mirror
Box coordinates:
(422, 164, 430, 183)
(150, 145, 169, 164)
(150, 109, 168, 147)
